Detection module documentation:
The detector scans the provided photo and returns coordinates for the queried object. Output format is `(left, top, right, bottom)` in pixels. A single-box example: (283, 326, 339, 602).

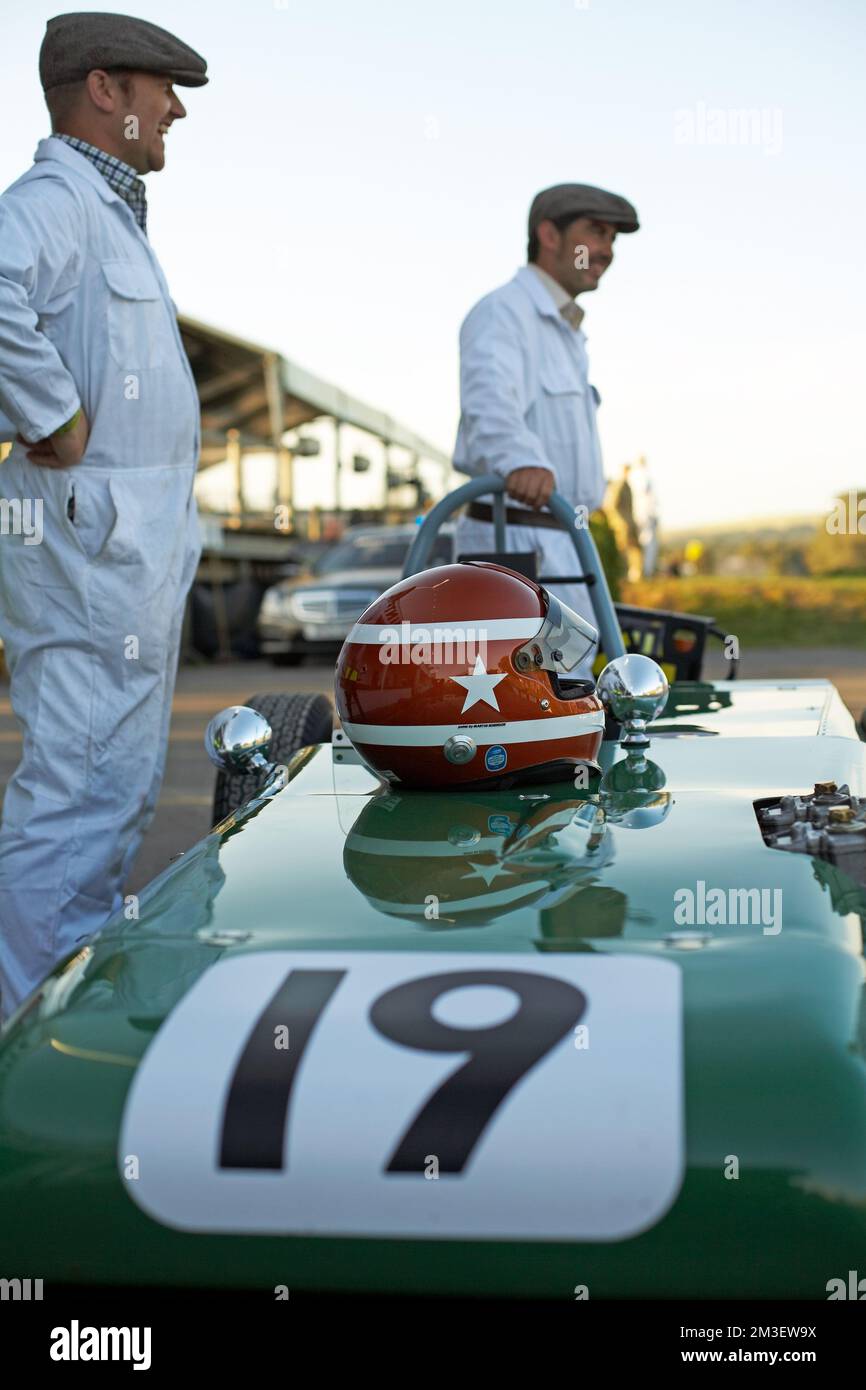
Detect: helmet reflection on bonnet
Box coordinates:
(335, 561, 605, 790)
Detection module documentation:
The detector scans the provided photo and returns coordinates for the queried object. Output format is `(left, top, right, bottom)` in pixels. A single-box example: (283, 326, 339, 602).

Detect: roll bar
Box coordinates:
(402, 474, 626, 661)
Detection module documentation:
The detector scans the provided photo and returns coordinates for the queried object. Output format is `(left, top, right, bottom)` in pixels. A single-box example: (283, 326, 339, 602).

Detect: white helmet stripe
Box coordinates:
(341, 709, 605, 747)
(347, 617, 543, 644)
(346, 833, 504, 856)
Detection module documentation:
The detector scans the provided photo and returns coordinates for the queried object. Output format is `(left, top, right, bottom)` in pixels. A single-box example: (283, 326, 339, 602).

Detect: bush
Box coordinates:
(590, 510, 625, 601)
(620, 576, 866, 647)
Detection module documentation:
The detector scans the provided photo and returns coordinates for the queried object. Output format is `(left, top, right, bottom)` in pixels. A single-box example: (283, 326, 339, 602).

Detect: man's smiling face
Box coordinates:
(567, 216, 618, 292)
(115, 71, 187, 173)
(549, 215, 618, 298)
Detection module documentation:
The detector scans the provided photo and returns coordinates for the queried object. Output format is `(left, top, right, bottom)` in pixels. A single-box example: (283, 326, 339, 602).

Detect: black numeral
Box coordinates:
(218, 966, 585, 1175)
(369, 969, 586, 1173)
(219, 968, 345, 1169)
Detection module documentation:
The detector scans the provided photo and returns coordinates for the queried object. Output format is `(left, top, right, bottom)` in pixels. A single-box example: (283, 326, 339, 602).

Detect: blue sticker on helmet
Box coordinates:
(485, 744, 507, 772)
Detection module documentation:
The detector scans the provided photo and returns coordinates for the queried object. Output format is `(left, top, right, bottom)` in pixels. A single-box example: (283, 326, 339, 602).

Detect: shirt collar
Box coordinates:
(528, 263, 585, 329)
(52, 133, 148, 236)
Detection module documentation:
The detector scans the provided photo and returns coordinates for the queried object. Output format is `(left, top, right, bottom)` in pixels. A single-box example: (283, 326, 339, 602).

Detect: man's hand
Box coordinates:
(17, 409, 90, 469)
(506, 466, 556, 509)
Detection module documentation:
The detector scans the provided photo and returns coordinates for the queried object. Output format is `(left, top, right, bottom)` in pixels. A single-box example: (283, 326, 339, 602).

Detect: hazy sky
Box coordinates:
(2, 0, 864, 529)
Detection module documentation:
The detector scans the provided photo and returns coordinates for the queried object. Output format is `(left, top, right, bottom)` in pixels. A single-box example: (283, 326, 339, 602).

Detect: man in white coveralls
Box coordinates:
(0, 13, 208, 1020)
(453, 182, 640, 672)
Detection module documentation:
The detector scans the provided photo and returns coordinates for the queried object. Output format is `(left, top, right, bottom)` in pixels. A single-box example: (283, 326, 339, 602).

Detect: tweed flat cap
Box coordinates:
(40, 12, 208, 90)
(529, 183, 639, 235)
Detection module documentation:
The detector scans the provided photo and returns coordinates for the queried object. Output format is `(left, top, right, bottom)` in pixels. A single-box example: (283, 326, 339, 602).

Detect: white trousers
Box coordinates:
(0, 458, 200, 1022)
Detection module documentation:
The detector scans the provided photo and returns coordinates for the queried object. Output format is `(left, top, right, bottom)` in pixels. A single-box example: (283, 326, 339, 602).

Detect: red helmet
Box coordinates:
(335, 561, 605, 789)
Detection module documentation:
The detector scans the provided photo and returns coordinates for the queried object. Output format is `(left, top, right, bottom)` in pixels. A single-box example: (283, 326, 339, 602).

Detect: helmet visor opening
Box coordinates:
(517, 592, 598, 674)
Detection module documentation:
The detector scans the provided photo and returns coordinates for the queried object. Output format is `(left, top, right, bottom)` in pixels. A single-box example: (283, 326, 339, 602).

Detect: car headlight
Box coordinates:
(260, 588, 292, 619)
(290, 591, 334, 622)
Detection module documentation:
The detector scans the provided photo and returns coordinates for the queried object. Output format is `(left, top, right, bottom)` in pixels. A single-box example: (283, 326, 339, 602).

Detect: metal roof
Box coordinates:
(179, 316, 451, 470)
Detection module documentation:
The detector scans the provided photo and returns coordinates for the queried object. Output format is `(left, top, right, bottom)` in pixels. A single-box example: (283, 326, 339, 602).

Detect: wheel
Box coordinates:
(212, 692, 333, 823)
(191, 579, 268, 658)
(271, 651, 303, 667)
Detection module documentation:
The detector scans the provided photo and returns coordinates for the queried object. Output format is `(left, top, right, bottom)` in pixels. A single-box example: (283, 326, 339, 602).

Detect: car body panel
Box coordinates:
(1, 678, 865, 1298)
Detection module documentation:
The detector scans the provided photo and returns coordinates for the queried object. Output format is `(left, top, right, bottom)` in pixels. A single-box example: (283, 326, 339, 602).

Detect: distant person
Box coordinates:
(0, 13, 208, 1021)
(630, 455, 659, 577)
(606, 463, 643, 583)
(453, 183, 640, 670)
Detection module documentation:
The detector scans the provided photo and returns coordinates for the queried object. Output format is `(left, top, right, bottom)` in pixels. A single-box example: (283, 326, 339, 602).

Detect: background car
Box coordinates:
(257, 523, 455, 665)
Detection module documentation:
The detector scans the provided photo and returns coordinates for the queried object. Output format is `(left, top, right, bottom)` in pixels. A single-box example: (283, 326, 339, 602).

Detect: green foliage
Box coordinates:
(590, 510, 625, 601)
(621, 576, 866, 647)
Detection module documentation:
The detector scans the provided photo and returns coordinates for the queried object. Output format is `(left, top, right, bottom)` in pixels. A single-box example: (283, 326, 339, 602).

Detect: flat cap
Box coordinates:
(40, 12, 208, 91)
(529, 183, 639, 235)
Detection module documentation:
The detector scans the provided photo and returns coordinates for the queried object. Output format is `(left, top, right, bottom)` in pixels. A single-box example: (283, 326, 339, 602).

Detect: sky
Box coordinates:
(2, 0, 864, 530)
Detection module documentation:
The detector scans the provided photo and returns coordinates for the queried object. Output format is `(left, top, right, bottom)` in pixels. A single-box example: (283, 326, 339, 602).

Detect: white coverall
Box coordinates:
(0, 137, 201, 1020)
(453, 265, 606, 662)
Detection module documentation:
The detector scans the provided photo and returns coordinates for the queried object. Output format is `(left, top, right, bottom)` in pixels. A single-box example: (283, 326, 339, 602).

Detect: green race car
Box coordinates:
(1, 478, 864, 1305)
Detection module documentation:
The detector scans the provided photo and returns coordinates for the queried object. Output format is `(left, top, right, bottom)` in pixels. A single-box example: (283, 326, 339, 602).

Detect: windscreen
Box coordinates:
(516, 591, 598, 674)
(313, 532, 451, 575)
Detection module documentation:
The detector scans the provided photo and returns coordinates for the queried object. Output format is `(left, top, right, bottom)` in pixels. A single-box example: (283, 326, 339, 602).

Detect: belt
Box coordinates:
(466, 501, 566, 531)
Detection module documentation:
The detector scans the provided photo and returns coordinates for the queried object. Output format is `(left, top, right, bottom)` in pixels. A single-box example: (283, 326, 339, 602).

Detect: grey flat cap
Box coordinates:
(40, 12, 208, 90)
(529, 183, 639, 235)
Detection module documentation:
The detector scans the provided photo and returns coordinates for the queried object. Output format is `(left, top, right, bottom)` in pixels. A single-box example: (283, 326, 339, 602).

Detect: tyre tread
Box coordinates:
(212, 692, 333, 823)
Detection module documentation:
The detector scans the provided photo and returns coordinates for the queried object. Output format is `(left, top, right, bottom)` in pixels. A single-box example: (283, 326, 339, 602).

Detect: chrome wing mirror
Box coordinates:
(205, 705, 274, 773)
(596, 654, 669, 748)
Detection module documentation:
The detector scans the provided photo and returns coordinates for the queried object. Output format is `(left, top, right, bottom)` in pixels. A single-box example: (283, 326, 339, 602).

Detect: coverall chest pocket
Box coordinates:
(66, 472, 118, 565)
(539, 368, 584, 444)
(101, 260, 169, 371)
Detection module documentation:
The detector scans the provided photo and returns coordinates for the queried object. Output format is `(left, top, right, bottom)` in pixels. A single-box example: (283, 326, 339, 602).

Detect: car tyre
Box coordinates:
(212, 691, 333, 823)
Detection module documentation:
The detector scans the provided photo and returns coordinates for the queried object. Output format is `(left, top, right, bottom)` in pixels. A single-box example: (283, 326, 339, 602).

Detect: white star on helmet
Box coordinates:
(450, 654, 508, 714)
(461, 859, 515, 886)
